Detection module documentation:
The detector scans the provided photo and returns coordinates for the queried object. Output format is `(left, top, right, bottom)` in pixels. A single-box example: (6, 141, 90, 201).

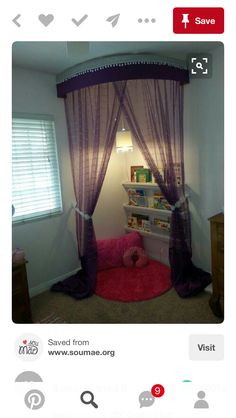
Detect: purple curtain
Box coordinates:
(52, 82, 126, 298)
(115, 79, 211, 297)
(52, 75, 210, 299)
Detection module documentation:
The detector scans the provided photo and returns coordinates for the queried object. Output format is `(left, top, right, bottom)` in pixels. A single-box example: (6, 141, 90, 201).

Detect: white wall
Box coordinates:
(93, 144, 127, 239)
(12, 67, 80, 296)
(184, 45, 224, 272)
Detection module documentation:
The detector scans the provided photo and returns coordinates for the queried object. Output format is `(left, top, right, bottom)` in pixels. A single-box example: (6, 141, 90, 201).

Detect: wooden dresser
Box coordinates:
(12, 260, 32, 323)
(208, 213, 224, 317)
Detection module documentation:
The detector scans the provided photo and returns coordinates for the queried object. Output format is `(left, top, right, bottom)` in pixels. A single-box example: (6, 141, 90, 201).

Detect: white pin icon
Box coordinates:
(182, 14, 189, 29)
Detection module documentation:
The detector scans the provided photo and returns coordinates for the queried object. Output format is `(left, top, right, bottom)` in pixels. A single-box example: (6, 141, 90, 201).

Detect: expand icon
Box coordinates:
(187, 54, 212, 78)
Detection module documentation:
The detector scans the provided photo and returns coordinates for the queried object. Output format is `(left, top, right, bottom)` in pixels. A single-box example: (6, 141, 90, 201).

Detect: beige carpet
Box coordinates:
(31, 288, 222, 324)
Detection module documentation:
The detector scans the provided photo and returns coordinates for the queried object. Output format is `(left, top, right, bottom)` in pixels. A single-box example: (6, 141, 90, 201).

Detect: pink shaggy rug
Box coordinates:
(95, 259, 172, 302)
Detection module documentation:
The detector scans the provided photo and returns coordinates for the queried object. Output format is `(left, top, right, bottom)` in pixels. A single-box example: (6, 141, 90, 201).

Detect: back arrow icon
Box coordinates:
(12, 14, 21, 27)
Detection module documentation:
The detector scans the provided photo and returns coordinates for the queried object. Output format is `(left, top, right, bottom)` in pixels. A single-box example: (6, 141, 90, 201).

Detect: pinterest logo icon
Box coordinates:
(151, 384, 165, 398)
(24, 389, 45, 410)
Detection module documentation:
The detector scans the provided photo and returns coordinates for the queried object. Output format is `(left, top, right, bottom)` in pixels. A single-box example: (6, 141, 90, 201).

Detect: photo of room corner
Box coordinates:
(12, 41, 224, 324)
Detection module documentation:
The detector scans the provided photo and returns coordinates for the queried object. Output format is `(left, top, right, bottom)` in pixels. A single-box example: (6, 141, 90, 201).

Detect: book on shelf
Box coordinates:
(127, 188, 147, 207)
(131, 213, 149, 229)
(141, 220, 151, 232)
(151, 192, 171, 211)
(152, 218, 170, 231)
(127, 216, 138, 229)
(136, 168, 152, 183)
(130, 165, 143, 182)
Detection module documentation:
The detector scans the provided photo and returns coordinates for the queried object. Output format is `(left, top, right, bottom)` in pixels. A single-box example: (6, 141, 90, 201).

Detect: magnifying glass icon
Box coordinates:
(196, 62, 203, 70)
(80, 391, 98, 408)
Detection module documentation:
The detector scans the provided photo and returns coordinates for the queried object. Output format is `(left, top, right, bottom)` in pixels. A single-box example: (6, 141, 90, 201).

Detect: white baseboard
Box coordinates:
(147, 251, 170, 266)
(29, 268, 80, 298)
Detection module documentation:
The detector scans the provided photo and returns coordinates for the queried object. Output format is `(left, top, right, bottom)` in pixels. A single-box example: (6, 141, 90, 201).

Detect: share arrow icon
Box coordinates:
(106, 14, 120, 28)
(12, 14, 21, 27)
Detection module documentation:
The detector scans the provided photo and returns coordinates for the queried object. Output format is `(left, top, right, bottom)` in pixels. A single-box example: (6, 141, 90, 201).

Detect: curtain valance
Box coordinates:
(56, 54, 189, 98)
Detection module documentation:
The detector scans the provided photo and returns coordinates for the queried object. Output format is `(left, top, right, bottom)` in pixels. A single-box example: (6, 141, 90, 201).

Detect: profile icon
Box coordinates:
(194, 391, 209, 408)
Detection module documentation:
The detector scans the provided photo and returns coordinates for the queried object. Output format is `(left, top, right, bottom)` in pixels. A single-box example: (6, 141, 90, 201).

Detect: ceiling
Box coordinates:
(12, 41, 222, 75)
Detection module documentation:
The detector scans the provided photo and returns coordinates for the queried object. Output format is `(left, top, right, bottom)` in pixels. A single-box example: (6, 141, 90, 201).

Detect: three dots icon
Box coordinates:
(138, 18, 156, 23)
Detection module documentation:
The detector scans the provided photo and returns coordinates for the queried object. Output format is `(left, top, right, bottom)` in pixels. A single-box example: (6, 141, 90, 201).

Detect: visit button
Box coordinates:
(189, 335, 224, 360)
(173, 8, 224, 34)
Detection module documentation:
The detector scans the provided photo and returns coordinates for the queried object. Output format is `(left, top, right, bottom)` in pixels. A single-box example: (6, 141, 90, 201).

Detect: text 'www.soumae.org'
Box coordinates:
(48, 349, 115, 357)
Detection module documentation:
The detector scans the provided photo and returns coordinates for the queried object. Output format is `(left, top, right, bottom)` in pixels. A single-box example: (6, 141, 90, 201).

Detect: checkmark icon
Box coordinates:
(72, 14, 88, 27)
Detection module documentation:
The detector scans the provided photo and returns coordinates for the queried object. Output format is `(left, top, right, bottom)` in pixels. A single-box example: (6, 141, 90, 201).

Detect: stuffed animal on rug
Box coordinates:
(123, 246, 148, 268)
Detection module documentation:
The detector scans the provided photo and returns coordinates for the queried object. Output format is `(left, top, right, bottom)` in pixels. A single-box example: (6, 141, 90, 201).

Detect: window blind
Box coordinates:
(12, 114, 63, 223)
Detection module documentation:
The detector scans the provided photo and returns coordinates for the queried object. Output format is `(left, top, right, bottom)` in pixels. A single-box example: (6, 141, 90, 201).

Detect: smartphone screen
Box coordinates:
(0, 1, 233, 416)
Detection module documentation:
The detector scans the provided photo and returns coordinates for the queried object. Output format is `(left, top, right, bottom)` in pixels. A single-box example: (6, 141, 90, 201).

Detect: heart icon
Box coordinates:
(23, 340, 27, 344)
(38, 14, 54, 27)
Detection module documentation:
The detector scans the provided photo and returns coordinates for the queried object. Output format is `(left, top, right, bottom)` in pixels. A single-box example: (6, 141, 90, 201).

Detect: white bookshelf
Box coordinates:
(122, 181, 184, 191)
(125, 226, 169, 242)
(123, 203, 170, 216)
(122, 181, 171, 240)
(122, 181, 161, 190)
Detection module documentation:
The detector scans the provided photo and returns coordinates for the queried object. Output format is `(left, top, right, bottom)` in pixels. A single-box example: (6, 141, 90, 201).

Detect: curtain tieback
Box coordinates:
(74, 205, 91, 220)
(170, 196, 186, 211)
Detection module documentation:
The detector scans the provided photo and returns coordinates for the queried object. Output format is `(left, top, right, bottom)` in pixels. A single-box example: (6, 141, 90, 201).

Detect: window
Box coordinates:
(12, 114, 63, 223)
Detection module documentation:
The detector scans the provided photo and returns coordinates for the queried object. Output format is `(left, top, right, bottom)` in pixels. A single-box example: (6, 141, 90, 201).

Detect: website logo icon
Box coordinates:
(15, 334, 43, 361)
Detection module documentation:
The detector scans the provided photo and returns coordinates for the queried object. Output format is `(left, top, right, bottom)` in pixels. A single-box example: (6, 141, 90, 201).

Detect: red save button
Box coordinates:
(173, 8, 224, 34)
